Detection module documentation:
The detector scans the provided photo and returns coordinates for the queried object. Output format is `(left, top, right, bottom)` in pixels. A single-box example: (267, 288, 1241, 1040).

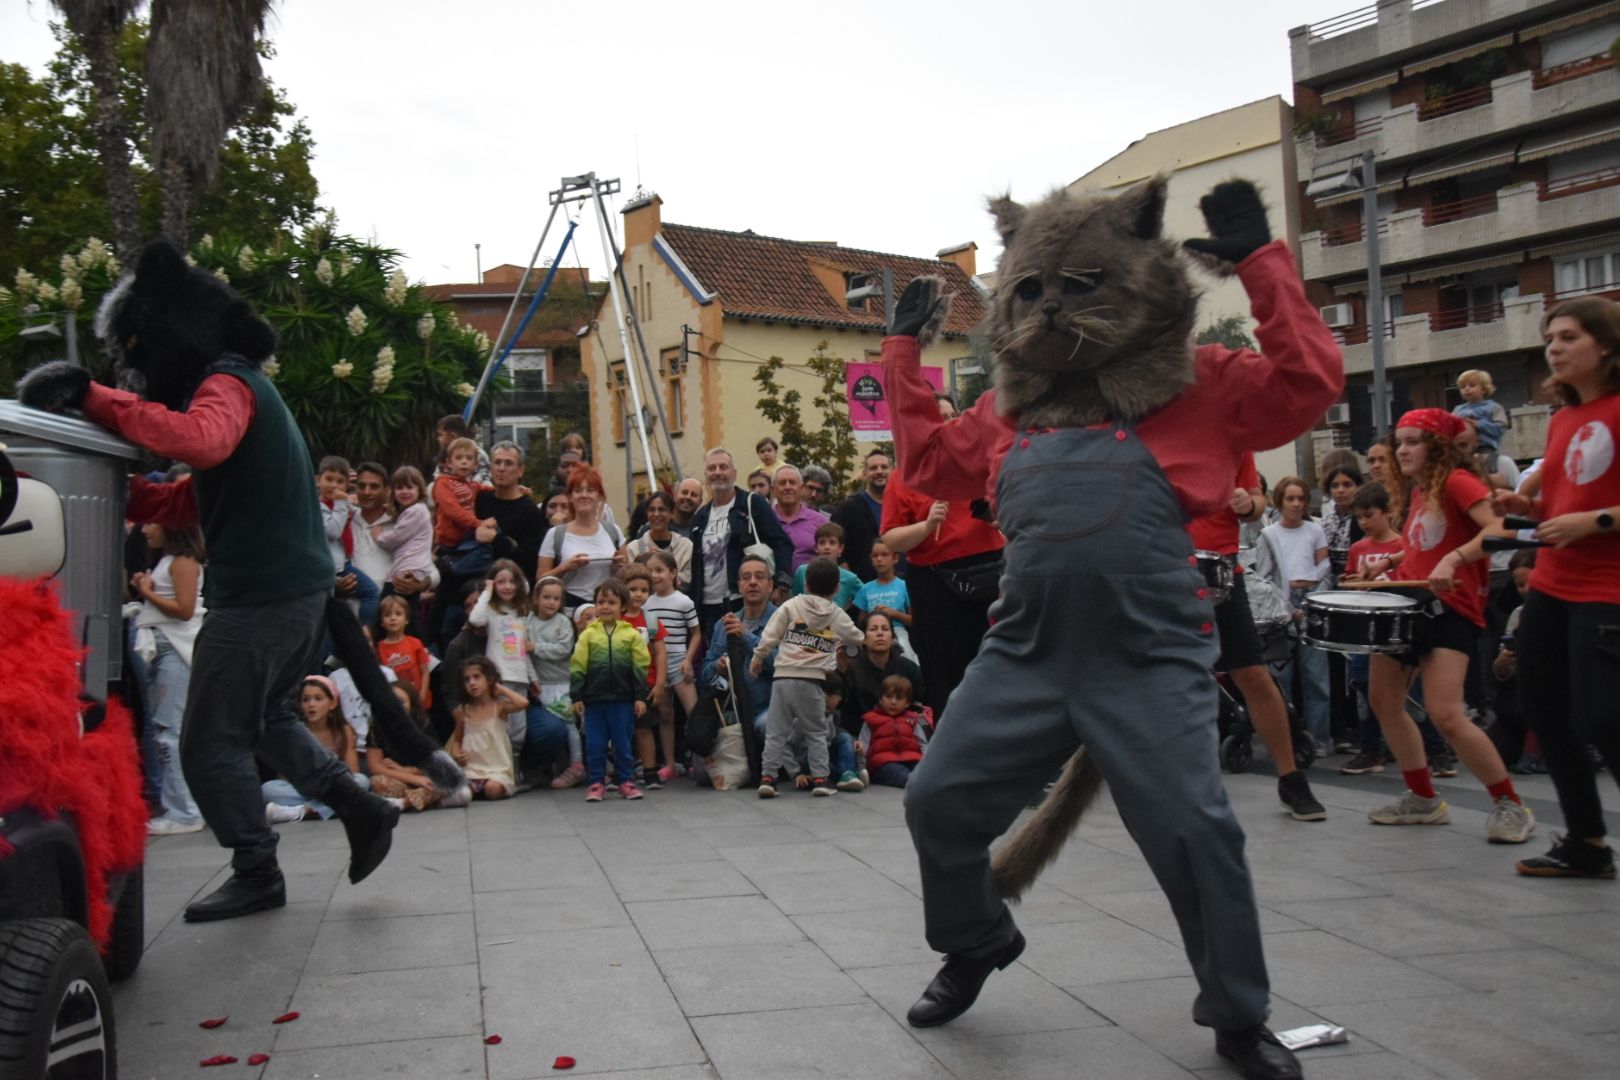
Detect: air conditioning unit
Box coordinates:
(1319, 303, 1355, 328)
(1325, 402, 1351, 426)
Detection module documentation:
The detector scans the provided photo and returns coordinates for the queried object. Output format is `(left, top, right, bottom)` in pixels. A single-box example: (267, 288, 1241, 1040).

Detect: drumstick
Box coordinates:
(1337, 579, 1432, 589)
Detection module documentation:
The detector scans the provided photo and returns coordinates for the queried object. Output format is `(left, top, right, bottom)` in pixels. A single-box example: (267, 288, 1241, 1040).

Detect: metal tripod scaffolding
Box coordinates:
(464, 172, 682, 516)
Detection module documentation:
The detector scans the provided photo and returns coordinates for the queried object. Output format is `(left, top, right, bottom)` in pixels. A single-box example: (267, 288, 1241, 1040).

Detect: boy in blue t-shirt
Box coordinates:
(791, 522, 862, 608)
(852, 538, 914, 658)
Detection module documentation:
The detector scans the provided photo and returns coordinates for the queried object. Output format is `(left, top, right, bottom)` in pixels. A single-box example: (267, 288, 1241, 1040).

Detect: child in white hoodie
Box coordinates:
(750, 557, 864, 796)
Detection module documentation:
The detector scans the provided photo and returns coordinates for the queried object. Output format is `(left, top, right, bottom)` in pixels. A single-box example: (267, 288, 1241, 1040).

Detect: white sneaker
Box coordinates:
(146, 816, 204, 836)
(264, 801, 306, 825)
(1486, 797, 1535, 844)
(1368, 790, 1450, 826)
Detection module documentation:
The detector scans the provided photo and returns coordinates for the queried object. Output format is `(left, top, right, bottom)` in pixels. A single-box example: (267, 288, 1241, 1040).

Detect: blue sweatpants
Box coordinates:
(584, 700, 636, 786)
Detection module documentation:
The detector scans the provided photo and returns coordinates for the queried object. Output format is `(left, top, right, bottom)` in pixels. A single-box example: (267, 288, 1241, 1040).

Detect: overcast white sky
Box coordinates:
(5, 0, 1358, 285)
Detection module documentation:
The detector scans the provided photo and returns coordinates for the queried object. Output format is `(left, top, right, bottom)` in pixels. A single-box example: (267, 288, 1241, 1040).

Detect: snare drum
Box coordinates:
(1194, 550, 1233, 604)
(1302, 591, 1418, 655)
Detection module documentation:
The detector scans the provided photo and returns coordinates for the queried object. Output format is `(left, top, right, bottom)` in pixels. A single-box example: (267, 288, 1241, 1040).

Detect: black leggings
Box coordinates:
(1516, 589, 1620, 839)
(906, 559, 994, 723)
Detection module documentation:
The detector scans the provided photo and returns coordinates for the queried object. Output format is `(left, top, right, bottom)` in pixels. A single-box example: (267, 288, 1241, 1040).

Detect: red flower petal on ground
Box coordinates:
(553, 1056, 576, 1069)
(483, 1034, 502, 1045)
(271, 1011, 300, 1024)
(247, 1054, 270, 1066)
(198, 1016, 228, 1029)
(199, 1055, 238, 1066)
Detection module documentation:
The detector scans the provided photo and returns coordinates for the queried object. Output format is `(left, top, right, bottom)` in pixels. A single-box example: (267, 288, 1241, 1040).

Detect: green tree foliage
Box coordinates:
(752, 342, 860, 494)
(1195, 314, 1256, 352)
(0, 226, 500, 466)
(0, 21, 320, 283)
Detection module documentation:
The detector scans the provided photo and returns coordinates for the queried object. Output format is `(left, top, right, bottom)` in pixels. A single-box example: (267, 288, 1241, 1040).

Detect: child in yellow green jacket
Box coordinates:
(571, 579, 651, 802)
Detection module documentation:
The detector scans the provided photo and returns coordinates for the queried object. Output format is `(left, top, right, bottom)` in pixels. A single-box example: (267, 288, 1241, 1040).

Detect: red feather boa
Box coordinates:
(0, 577, 147, 947)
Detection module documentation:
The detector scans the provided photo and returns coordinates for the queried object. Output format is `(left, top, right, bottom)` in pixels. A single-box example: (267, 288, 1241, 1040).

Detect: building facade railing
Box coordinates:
(1533, 53, 1617, 90)
(1539, 164, 1620, 201)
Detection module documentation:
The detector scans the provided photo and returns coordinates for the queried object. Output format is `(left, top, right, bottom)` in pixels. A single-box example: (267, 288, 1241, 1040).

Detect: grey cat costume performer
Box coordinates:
(882, 180, 1341, 1080)
(18, 242, 464, 923)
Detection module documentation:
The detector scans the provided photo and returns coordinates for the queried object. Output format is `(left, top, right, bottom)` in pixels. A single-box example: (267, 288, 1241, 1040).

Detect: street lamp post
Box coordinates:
(1362, 150, 1389, 441)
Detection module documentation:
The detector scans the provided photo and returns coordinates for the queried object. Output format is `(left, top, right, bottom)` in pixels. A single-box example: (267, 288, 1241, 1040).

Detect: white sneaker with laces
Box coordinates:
(1486, 797, 1535, 844)
(147, 816, 205, 836)
(1368, 790, 1450, 826)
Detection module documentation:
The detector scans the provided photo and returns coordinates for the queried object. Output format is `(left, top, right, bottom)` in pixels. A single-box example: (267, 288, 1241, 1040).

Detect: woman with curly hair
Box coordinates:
(1501, 297, 1620, 879)
(1357, 409, 1528, 843)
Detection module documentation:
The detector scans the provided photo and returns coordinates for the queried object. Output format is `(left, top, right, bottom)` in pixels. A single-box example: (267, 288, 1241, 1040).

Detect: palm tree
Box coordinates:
(51, 0, 145, 259)
(145, 0, 272, 245)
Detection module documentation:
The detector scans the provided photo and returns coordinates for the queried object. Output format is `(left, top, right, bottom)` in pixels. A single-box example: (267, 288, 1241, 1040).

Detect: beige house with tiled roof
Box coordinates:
(581, 193, 987, 512)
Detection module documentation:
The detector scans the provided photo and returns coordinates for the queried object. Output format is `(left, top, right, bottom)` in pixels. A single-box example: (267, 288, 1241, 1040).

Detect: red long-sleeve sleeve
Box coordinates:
(882, 335, 1013, 503)
(82, 374, 255, 470)
(125, 474, 199, 528)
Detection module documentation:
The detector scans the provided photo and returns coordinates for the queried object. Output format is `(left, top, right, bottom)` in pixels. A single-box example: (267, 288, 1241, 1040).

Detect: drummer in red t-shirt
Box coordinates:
(1495, 298, 1620, 880)
(1189, 452, 1325, 821)
(1356, 408, 1530, 843)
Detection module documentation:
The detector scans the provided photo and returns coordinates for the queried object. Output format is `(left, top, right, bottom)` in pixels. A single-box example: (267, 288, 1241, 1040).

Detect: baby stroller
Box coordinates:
(1212, 554, 1321, 774)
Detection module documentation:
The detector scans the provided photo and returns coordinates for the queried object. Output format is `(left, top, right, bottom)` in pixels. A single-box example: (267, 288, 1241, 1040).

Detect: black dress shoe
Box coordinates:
(906, 930, 1025, 1028)
(336, 791, 401, 884)
(1215, 1025, 1302, 1080)
(183, 866, 286, 923)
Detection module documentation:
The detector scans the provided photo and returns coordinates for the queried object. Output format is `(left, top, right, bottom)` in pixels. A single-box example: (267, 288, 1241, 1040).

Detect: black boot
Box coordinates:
(183, 863, 286, 923)
(906, 931, 1025, 1028)
(324, 780, 401, 884)
(1215, 1025, 1302, 1080)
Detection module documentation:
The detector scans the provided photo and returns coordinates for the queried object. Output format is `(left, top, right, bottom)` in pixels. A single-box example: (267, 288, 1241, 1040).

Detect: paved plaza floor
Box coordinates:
(120, 760, 1620, 1079)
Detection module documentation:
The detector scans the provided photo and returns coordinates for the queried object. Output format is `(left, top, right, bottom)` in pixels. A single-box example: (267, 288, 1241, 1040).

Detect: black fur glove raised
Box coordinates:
(16, 362, 92, 414)
(891, 275, 953, 347)
(1182, 180, 1271, 268)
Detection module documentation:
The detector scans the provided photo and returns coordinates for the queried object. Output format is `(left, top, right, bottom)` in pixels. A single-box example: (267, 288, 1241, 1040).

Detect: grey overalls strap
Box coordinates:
(904, 422, 1272, 1031)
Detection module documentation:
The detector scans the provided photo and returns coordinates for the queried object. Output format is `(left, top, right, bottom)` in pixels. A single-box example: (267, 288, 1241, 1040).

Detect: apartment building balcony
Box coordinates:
(1291, 0, 1572, 86)
(1296, 62, 1620, 177)
(1303, 167, 1620, 279)
(1334, 292, 1547, 374)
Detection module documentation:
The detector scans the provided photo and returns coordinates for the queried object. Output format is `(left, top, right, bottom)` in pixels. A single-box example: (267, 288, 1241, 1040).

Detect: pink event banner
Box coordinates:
(846, 363, 944, 442)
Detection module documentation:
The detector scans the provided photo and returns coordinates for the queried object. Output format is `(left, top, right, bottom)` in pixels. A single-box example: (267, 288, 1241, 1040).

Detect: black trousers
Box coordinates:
(905, 559, 994, 723)
(1516, 589, 1620, 839)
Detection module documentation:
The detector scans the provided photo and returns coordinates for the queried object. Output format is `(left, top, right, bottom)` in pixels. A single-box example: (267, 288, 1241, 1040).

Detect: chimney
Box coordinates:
(481, 263, 524, 285)
(937, 241, 977, 278)
(622, 192, 663, 250)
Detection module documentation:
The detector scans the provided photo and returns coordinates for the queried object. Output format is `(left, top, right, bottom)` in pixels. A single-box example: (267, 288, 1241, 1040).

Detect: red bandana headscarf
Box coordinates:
(1396, 408, 1466, 442)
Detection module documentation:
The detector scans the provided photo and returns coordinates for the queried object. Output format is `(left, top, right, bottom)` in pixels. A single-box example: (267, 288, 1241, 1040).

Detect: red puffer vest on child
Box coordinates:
(862, 707, 925, 772)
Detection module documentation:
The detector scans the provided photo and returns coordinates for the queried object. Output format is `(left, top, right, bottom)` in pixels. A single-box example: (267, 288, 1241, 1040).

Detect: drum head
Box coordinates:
(1306, 590, 1417, 611)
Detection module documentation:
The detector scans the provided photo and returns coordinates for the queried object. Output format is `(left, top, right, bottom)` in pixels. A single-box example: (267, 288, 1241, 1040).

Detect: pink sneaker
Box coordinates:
(617, 781, 644, 800)
(656, 764, 680, 784)
(551, 763, 586, 789)
(585, 783, 605, 803)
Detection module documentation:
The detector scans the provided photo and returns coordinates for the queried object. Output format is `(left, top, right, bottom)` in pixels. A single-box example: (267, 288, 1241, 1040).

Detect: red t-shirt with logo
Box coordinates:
(1345, 535, 1403, 580)
(1401, 469, 1491, 626)
(1187, 452, 1260, 557)
(376, 636, 432, 708)
(1533, 392, 1620, 604)
(880, 472, 1006, 568)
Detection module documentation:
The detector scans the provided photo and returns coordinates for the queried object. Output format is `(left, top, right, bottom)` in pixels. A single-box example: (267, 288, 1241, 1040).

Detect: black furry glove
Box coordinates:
(16, 361, 92, 414)
(891, 275, 953, 346)
(1183, 180, 1271, 266)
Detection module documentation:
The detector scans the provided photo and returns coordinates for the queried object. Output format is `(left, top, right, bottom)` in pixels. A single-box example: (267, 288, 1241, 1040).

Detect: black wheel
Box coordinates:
(1221, 734, 1253, 774)
(1294, 730, 1320, 771)
(0, 918, 116, 1080)
(102, 867, 143, 982)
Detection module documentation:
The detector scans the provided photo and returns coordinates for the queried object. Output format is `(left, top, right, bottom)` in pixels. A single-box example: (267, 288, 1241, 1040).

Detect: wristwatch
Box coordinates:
(1599, 511, 1615, 532)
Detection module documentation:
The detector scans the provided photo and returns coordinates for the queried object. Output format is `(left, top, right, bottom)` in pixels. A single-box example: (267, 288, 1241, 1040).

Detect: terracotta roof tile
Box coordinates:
(660, 224, 987, 337)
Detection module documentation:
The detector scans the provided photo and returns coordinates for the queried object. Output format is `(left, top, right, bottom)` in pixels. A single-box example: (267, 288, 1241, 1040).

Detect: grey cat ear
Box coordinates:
(988, 194, 1026, 244)
(1112, 176, 1169, 240)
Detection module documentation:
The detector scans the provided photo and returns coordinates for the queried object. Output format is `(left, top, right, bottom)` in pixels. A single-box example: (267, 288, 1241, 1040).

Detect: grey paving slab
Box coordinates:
(273, 962, 483, 1050)
(849, 959, 1111, 1041)
(1019, 915, 1197, 987)
(603, 858, 762, 903)
(1068, 974, 1377, 1071)
(118, 770, 1620, 1080)
(653, 939, 869, 1016)
(691, 1002, 953, 1080)
(922, 1023, 1195, 1080)
(473, 881, 631, 937)
(262, 1034, 487, 1078)
(627, 894, 806, 951)
(746, 865, 919, 915)
(304, 911, 477, 974)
